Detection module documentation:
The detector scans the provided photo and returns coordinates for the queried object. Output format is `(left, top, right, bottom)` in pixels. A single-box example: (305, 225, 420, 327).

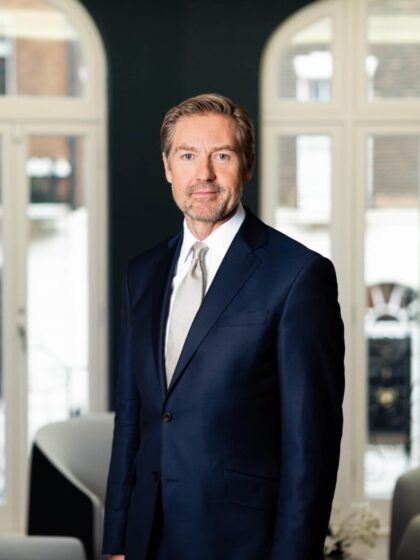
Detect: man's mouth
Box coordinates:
(188, 182, 222, 197)
(191, 190, 219, 196)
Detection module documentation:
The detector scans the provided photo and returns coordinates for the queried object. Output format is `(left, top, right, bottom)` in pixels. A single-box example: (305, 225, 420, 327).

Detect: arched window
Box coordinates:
(261, 0, 420, 539)
(0, 0, 107, 531)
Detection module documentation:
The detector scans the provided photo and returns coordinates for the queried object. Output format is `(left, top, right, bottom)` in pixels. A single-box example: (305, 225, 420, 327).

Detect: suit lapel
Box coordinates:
(164, 209, 267, 401)
(151, 232, 182, 398)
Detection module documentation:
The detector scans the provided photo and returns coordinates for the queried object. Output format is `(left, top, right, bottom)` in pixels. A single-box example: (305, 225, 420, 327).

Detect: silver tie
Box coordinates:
(165, 241, 208, 387)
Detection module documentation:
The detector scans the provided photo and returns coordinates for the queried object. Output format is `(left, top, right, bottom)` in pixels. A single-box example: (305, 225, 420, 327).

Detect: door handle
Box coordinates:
(17, 324, 27, 353)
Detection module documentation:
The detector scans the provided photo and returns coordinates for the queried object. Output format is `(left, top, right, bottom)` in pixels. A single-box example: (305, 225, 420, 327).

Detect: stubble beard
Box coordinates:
(179, 182, 243, 224)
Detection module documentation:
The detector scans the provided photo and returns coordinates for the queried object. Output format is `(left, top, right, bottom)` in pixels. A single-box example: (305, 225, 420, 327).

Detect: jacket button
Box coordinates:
(163, 411, 173, 423)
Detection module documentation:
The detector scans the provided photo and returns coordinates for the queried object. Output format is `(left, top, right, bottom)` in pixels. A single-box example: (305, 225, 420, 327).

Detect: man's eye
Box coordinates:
(215, 153, 230, 161)
(181, 153, 194, 160)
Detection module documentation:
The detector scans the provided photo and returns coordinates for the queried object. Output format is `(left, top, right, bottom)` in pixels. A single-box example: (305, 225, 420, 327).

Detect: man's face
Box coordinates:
(163, 113, 252, 225)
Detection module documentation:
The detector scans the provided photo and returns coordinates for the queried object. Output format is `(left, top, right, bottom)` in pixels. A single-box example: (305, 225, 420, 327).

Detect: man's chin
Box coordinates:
(184, 205, 235, 224)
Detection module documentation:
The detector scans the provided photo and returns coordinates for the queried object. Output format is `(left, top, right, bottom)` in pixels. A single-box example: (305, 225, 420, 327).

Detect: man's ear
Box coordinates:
(242, 156, 255, 183)
(162, 153, 172, 183)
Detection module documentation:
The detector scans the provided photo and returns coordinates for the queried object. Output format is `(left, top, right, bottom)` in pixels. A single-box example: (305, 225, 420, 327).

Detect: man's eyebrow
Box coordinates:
(174, 144, 198, 154)
(173, 143, 238, 154)
(212, 144, 236, 152)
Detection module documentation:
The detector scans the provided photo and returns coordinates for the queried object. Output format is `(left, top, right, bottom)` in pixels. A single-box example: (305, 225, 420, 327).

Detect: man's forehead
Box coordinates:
(171, 113, 238, 147)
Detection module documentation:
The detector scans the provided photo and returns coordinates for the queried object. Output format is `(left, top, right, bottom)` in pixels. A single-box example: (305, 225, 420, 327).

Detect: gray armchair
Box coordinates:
(28, 413, 114, 560)
(0, 536, 86, 560)
(390, 467, 420, 560)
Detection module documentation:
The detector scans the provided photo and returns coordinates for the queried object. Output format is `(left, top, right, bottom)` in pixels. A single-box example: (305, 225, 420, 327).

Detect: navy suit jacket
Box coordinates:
(102, 208, 345, 560)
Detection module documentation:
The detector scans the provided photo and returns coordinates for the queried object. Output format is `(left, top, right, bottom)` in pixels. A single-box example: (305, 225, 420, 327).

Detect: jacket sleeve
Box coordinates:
(270, 255, 345, 560)
(102, 263, 141, 554)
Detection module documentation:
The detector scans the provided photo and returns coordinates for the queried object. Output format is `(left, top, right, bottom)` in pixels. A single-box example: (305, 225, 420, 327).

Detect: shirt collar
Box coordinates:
(180, 202, 246, 263)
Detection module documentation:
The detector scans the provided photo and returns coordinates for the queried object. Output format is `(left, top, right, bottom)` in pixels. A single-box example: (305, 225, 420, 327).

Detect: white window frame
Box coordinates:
(260, 0, 420, 549)
(0, 0, 107, 533)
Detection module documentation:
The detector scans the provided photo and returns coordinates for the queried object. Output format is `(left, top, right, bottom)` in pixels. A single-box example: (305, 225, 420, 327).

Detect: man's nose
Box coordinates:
(196, 157, 216, 181)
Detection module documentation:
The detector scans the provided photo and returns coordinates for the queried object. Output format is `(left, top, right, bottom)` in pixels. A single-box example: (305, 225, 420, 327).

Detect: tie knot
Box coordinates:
(191, 241, 208, 262)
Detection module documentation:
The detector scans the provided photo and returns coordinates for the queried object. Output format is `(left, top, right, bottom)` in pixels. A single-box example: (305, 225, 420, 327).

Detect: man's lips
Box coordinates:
(190, 190, 219, 196)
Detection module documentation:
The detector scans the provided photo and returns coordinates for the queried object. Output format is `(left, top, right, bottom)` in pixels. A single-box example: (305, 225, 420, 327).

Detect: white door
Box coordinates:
(0, 122, 107, 532)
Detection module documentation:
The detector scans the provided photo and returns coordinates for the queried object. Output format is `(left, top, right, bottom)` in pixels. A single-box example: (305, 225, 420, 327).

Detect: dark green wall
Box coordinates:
(78, 0, 315, 406)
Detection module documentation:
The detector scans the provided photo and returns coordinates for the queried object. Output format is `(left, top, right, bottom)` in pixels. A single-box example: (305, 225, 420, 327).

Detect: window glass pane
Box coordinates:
(275, 134, 331, 257)
(0, 136, 4, 503)
(278, 17, 332, 102)
(0, 0, 87, 97)
(27, 135, 88, 443)
(364, 135, 420, 498)
(367, 0, 420, 99)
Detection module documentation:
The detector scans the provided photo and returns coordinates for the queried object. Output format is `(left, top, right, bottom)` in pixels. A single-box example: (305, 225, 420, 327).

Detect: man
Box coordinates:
(102, 93, 345, 560)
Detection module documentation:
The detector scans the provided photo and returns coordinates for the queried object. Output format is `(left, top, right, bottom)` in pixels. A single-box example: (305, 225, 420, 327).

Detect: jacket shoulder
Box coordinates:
(256, 220, 337, 289)
(244, 207, 322, 264)
(263, 220, 325, 264)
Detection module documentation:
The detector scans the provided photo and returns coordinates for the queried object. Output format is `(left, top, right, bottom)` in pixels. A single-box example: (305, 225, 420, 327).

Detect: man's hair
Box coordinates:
(160, 93, 255, 174)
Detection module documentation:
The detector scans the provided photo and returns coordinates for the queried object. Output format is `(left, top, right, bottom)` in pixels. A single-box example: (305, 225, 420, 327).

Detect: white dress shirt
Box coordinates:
(165, 203, 246, 355)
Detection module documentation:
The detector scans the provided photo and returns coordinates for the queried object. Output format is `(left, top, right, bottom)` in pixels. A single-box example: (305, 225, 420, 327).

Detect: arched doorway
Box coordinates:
(0, 0, 107, 531)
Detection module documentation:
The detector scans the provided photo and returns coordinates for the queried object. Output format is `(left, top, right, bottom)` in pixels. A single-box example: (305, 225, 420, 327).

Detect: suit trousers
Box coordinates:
(146, 482, 168, 560)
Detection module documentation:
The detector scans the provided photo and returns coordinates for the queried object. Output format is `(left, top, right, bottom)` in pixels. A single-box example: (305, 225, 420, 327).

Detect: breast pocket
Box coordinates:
(217, 310, 268, 328)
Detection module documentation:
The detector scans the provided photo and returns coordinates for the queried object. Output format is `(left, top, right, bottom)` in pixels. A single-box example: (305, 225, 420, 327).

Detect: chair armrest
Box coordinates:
(0, 536, 86, 560)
